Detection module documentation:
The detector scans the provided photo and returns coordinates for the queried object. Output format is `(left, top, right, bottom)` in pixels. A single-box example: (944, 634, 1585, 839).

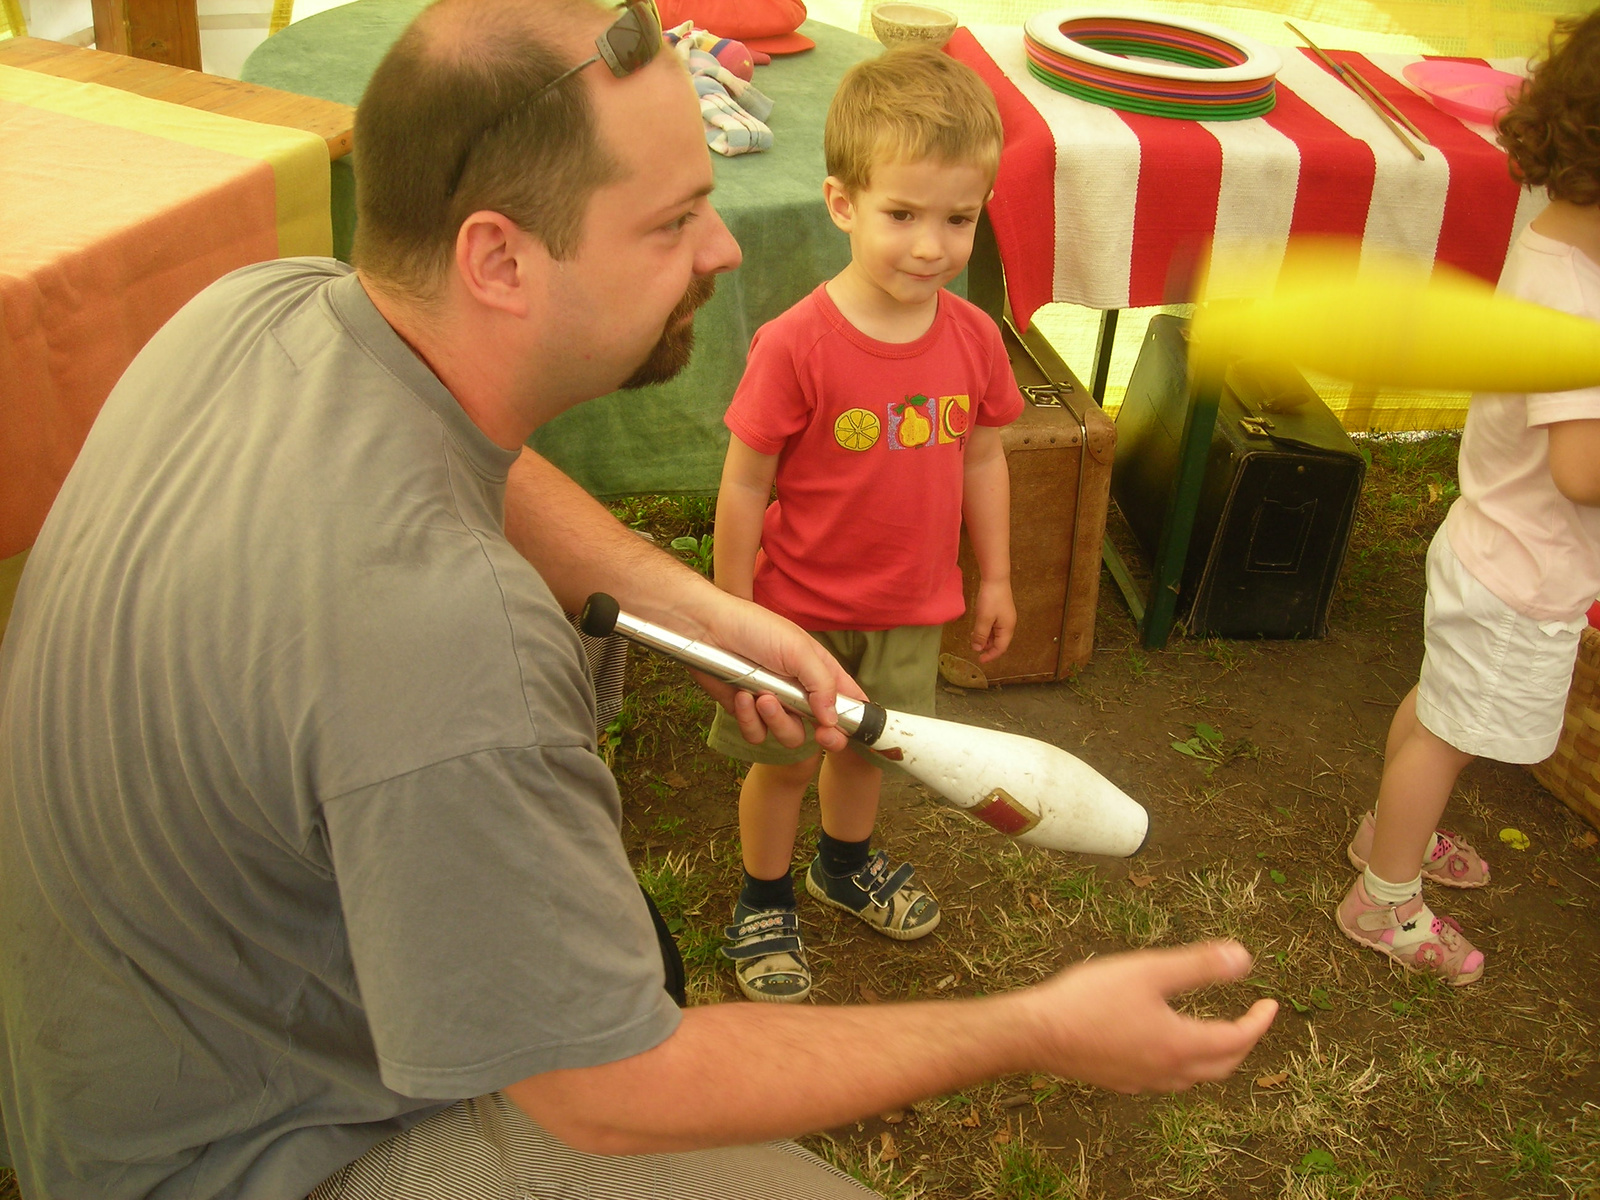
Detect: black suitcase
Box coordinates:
(1112, 314, 1366, 640)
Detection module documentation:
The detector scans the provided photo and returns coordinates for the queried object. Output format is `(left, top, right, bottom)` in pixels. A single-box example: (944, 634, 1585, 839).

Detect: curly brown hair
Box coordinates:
(1498, 10, 1600, 205)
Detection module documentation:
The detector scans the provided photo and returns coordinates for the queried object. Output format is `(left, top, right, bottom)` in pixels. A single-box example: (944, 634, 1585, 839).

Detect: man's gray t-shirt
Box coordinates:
(0, 260, 680, 1199)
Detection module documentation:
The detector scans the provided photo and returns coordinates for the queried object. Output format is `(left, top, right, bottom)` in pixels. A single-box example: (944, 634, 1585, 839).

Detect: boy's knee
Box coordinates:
(752, 755, 824, 789)
(825, 745, 883, 780)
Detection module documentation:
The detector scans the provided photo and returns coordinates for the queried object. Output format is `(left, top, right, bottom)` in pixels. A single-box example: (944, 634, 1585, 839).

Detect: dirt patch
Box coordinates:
(614, 435, 1600, 1199)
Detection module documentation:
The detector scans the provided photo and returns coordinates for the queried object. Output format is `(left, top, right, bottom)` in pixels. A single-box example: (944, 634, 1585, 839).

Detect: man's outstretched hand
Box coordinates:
(1022, 941, 1277, 1094)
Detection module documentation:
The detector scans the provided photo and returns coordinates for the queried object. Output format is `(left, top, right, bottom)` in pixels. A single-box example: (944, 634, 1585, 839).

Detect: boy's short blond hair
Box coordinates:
(824, 46, 1004, 193)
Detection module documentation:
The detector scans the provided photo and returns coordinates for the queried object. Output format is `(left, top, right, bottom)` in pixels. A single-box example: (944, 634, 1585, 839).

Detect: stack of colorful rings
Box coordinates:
(1023, 9, 1281, 120)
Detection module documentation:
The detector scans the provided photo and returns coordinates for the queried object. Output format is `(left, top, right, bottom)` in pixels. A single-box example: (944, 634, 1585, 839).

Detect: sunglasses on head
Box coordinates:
(445, 0, 664, 198)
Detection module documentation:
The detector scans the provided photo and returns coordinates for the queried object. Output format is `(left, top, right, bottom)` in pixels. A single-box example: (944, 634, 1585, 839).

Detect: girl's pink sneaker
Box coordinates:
(1335, 876, 1485, 985)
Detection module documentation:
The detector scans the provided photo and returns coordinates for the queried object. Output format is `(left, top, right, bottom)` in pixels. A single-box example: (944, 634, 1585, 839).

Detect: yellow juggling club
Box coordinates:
(1189, 242, 1600, 392)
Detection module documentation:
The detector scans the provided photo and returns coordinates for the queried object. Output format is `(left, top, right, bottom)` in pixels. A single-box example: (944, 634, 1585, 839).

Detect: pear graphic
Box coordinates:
(895, 395, 932, 447)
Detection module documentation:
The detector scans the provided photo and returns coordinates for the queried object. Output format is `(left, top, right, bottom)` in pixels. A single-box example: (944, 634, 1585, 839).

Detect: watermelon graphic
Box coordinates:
(939, 395, 972, 443)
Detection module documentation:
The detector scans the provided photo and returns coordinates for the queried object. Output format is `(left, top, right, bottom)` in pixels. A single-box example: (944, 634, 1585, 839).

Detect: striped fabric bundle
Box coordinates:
(948, 26, 1543, 329)
(1024, 12, 1279, 120)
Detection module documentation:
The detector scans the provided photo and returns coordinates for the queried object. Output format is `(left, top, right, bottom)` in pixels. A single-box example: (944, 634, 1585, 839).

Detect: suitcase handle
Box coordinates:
(1022, 382, 1071, 409)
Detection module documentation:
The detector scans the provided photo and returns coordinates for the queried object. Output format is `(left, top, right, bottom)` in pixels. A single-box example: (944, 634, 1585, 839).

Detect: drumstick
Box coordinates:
(1286, 22, 1425, 159)
(580, 594, 1150, 858)
(1285, 20, 1432, 145)
(1342, 61, 1431, 145)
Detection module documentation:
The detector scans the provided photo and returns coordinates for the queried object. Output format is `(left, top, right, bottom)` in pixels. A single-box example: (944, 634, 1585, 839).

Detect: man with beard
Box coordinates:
(0, 0, 1275, 1197)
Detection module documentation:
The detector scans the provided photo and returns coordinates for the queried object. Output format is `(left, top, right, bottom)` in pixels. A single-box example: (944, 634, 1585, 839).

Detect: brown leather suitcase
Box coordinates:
(940, 319, 1116, 686)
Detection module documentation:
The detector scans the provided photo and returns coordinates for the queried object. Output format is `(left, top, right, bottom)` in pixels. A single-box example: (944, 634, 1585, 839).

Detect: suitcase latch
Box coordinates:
(1023, 382, 1072, 408)
(1239, 416, 1275, 438)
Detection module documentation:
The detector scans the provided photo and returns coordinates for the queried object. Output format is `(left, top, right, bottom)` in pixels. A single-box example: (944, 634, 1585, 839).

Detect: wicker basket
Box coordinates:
(1530, 624, 1600, 833)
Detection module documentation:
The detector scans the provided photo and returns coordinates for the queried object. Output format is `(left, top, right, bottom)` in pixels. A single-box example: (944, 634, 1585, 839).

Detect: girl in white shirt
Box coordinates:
(1337, 11, 1600, 985)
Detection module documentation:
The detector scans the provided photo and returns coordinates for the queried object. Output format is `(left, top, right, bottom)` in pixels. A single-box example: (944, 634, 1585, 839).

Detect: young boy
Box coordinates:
(707, 47, 1023, 1003)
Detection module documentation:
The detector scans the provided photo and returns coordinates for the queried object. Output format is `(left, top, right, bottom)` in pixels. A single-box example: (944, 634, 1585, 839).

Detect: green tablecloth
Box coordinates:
(243, 10, 883, 498)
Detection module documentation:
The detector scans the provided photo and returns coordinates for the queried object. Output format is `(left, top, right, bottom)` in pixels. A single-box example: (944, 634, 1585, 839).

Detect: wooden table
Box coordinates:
(0, 36, 352, 157)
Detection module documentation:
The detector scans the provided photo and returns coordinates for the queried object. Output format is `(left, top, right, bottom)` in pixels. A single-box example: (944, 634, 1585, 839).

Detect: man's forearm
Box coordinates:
(508, 994, 1032, 1155)
(506, 942, 1276, 1157)
(502, 447, 855, 737)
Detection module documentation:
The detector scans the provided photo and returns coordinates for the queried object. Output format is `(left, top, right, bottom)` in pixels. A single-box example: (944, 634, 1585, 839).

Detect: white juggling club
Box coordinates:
(580, 594, 1149, 857)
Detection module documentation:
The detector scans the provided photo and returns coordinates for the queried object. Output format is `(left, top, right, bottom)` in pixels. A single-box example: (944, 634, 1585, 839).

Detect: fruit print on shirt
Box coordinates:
(834, 407, 881, 451)
(888, 396, 933, 449)
(937, 395, 971, 444)
(830, 395, 972, 452)
(883, 394, 969, 450)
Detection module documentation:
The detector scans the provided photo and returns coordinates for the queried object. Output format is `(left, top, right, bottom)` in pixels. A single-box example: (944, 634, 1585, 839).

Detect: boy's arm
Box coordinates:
(1547, 417, 1600, 507)
(709, 435, 839, 742)
(712, 435, 779, 602)
(962, 424, 1015, 662)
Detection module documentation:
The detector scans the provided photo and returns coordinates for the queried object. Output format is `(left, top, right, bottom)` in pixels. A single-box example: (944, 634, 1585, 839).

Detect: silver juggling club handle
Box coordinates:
(579, 593, 887, 744)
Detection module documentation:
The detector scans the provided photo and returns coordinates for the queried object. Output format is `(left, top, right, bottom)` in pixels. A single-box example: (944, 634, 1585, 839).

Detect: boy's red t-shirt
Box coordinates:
(724, 285, 1024, 632)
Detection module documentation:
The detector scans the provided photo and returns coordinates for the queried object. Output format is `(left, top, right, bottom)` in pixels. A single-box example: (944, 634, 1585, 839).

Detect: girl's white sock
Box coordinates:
(1363, 868, 1437, 951)
(1363, 867, 1420, 906)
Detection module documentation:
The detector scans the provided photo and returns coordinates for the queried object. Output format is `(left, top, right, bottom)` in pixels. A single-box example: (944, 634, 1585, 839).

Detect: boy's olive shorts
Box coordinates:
(706, 624, 942, 767)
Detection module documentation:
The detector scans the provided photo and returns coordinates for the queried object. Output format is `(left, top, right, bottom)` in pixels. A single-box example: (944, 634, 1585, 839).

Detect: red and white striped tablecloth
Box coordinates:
(948, 26, 1544, 328)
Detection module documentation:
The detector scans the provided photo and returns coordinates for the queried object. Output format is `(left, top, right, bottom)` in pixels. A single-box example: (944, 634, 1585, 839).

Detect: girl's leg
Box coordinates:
(1337, 687, 1484, 985)
(1367, 688, 1475, 885)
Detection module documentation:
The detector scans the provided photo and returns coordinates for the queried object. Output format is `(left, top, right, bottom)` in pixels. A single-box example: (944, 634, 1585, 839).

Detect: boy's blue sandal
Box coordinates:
(722, 903, 812, 1003)
(805, 851, 941, 940)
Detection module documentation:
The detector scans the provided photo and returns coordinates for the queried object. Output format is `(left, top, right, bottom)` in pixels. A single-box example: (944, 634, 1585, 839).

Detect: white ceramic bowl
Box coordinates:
(870, 2, 958, 49)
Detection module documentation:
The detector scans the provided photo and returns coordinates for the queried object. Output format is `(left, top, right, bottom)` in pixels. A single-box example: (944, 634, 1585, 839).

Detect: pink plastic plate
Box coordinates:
(1402, 60, 1524, 125)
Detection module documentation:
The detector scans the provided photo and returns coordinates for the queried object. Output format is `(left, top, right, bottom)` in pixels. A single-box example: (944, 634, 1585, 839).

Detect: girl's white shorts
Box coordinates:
(1416, 527, 1588, 763)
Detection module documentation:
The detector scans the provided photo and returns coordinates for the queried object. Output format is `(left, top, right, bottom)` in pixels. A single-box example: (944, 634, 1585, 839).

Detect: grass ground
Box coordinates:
(609, 432, 1600, 1200)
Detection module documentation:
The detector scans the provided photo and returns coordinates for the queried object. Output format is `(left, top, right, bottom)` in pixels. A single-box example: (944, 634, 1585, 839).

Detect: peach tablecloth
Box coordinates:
(0, 65, 328, 558)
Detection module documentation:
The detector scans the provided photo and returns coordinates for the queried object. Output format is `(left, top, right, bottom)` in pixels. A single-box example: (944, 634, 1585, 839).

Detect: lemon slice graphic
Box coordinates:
(834, 407, 880, 451)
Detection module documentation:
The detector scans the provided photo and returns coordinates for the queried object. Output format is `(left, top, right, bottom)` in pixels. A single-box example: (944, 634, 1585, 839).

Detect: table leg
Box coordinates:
(968, 212, 1006, 325)
(1090, 308, 1119, 403)
(1342, 381, 1378, 433)
(1094, 306, 1152, 624)
(92, 0, 201, 70)
(1101, 534, 1144, 625)
(1140, 371, 1220, 650)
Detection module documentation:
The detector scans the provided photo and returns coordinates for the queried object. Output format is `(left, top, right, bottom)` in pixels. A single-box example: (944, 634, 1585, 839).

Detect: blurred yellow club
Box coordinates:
(1189, 240, 1600, 392)
(1498, 827, 1531, 851)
